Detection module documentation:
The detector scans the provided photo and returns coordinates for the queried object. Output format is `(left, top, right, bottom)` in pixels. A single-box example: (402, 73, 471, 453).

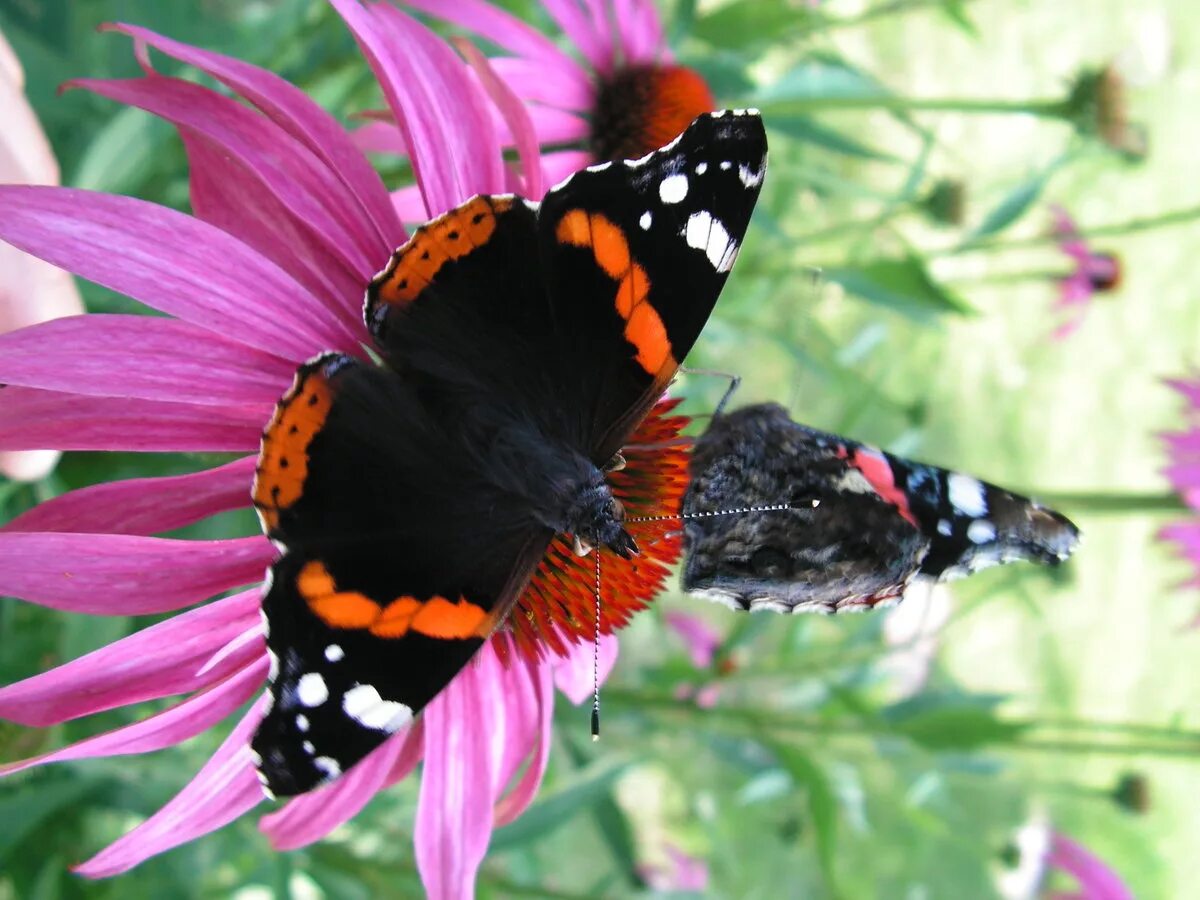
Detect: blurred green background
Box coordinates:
(1, 0, 1197, 897)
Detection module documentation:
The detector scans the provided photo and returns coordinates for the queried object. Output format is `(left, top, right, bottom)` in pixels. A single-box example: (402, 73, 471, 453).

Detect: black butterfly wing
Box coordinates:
(682, 404, 1079, 613)
(251, 354, 551, 796)
(536, 109, 768, 461)
(682, 404, 928, 613)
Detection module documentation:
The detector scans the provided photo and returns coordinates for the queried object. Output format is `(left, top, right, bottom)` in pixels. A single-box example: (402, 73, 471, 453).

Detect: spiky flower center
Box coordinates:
(590, 64, 715, 162)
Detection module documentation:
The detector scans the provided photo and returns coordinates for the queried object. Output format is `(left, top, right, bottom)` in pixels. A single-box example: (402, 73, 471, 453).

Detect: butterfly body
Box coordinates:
(250, 111, 767, 796)
(682, 403, 1079, 614)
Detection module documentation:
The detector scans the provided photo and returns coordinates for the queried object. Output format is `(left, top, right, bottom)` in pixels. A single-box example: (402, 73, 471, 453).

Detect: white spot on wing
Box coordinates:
(937, 519, 953, 536)
(296, 672, 328, 707)
(738, 163, 764, 189)
(659, 173, 689, 204)
(639, 211, 652, 230)
(695, 161, 708, 175)
(302, 740, 315, 755)
(719, 161, 732, 171)
(296, 713, 310, 732)
(966, 519, 997, 544)
(683, 210, 739, 272)
(343, 684, 414, 733)
(313, 756, 341, 779)
(947, 473, 988, 518)
(324, 644, 344, 663)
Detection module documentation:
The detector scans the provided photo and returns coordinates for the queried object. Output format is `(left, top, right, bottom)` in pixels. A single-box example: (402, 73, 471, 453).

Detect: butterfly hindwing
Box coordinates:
(681, 404, 1079, 613)
(252, 354, 550, 795)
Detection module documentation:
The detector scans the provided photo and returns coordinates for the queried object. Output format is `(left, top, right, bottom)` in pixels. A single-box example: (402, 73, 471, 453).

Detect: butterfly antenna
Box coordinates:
(626, 500, 817, 526)
(592, 548, 602, 741)
(679, 366, 741, 418)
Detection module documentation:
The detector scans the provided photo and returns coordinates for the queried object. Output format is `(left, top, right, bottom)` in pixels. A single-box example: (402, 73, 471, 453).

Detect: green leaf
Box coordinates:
(884, 694, 1028, 751)
(71, 105, 173, 194)
(0, 779, 106, 859)
(489, 758, 630, 851)
(769, 745, 841, 895)
(825, 254, 973, 319)
(692, 0, 817, 50)
(756, 55, 891, 106)
(962, 157, 1066, 244)
(769, 115, 898, 162)
(939, 0, 980, 37)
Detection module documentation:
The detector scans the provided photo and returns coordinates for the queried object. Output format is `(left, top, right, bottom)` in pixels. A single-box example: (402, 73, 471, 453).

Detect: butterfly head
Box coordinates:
(564, 475, 639, 560)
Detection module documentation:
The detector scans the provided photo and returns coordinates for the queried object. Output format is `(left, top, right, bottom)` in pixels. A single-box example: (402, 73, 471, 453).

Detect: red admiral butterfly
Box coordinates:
(250, 110, 767, 796)
(682, 403, 1079, 613)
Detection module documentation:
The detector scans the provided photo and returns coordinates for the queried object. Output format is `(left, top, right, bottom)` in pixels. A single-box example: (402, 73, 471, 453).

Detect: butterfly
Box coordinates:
(681, 403, 1080, 614)
(249, 110, 768, 796)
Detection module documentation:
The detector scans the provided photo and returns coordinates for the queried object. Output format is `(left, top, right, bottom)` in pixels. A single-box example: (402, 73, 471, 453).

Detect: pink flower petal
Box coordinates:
(0, 590, 260, 725)
(457, 42, 544, 199)
(403, 0, 580, 74)
(74, 698, 267, 878)
(391, 184, 432, 222)
(1167, 377, 1200, 411)
(0, 185, 355, 362)
(3, 456, 256, 536)
(182, 130, 367, 319)
(71, 75, 381, 294)
(416, 648, 501, 899)
(352, 120, 409, 156)
(0, 31, 84, 482)
(0, 386, 263, 452)
(261, 721, 425, 850)
(494, 657, 554, 826)
(663, 610, 722, 669)
(2, 657, 266, 776)
(543, 0, 610, 74)
(0, 532, 271, 615)
(331, 0, 504, 216)
(0, 314, 294, 405)
(488, 57, 593, 111)
(1049, 833, 1134, 900)
(553, 632, 619, 705)
(613, 0, 667, 62)
(105, 24, 404, 253)
(540, 150, 592, 188)
(520, 105, 590, 149)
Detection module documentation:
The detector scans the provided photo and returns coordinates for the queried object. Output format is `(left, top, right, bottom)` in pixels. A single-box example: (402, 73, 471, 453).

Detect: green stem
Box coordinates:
(1009, 738, 1200, 759)
(943, 269, 1071, 285)
(1031, 717, 1200, 741)
(760, 97, 1070, 117)
(1027, 491, 1185, 515)
(798, 0, 979, 37)
(937, 205, 1200, 256)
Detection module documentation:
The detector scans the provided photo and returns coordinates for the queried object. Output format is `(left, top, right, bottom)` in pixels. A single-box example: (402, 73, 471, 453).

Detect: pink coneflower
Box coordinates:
(1050, 205, 1121, 340)
(639, 843, 710, 893)
(664, 610, 728, 709)
(0, 27, 85, 481)
(1159, 376, 1200, 595)
(0, 2, 688, 891)
(997, 816, 1134, 900)
(391, 0, 716, 187)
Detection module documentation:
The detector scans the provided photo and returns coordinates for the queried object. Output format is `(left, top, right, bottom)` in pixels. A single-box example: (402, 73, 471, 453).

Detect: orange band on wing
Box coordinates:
(373, 195, 514, 306)
(297, 561, 491, 640)
(253, 365, 334, 532)
(555, 208, 676, 376)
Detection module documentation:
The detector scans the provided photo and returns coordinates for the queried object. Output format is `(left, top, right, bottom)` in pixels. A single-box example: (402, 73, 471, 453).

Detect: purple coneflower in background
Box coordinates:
(1050, 205, 1121, 340)
(997, 815, 1133, 900)
(0, 2, 686, 893)
(1159, 376, 1200, 597)
(360, 0, 715, 216)
(0, 27, 84, 481)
